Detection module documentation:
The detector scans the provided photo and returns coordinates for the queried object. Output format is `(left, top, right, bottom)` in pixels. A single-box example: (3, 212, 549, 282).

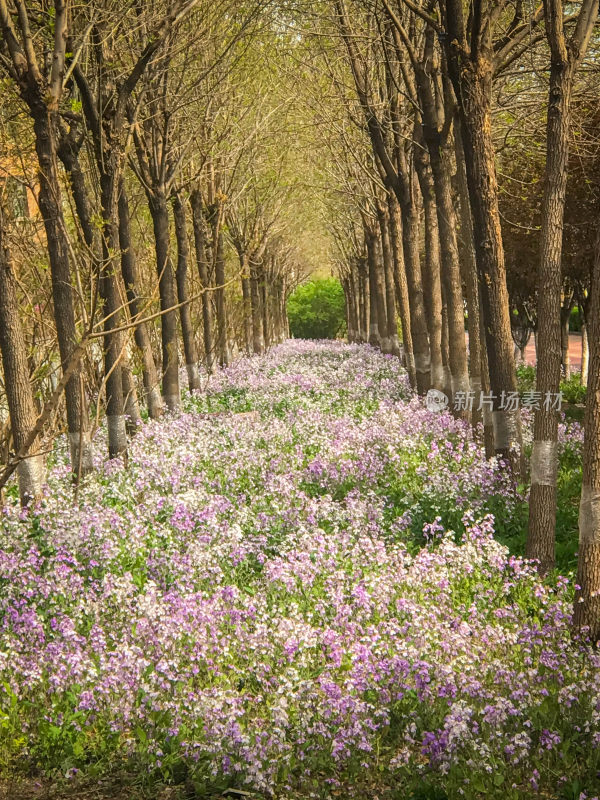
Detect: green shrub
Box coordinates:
(517, 365, 586, 406)
(516, 364, 536, 394)
(287, 278, 346, 340)
(561, 373, 586, 404)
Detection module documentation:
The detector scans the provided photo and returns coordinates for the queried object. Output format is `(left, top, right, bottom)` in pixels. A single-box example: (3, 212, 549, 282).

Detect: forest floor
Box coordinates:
(0, 341, 597, 800)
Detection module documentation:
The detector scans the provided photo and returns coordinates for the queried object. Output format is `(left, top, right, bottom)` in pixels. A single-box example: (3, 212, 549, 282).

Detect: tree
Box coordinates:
(527, 0, 599, 573)
(173, 191, 202, 391)
(332, 0, 432, 392)
(381, 4, 470, 407)
(72, 0, 200, 452)
(0, 199, 44, 505)
(117, 182, 164, 419)
(433, 0, 545, 467)
(0, 0, 93, 477)
(574, 222, 600, 641)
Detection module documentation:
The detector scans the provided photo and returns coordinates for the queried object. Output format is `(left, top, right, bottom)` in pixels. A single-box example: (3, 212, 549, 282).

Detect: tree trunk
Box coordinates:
(387, 195, 416, 388)
(528, 43, 577, 572)
(59, 136, 143, 444)
(32, 110, 93, 476)
(377, 201, 401, 356)
(399, 199, 431, 394)
(274, 278, 286, 343)
(412, 42, 469, 409)
(148, 192, 180, 411)
(117, 185, 163, 419)
(214, 225, 231, 366)
(369, 228, 390, 352)
(121, 356, 142, 433)
(99, 168, 127, 461)
(352, 268, 362, 343)
(414, 152, 444, 391)
(582, 321, 589, 384)
(574, 228, 600, 640)
(456, 65, 522, 468)
(344, 272, 356, 343)
(365, 230, 384, 349)
(0, 221, 44, 505)
(261, 270, 271, 350)
(173, 194, 201, 392)
(240, 254, 253, 355)
(350, 273, 360, 343)
(358, 256, 370, 345)
(57, 130, 96, 253)
(427, 139, 470, 411)
(561, 296, 573, 380)
(454, 122, 486, 440)
(441, 299, 452, 400)
(478, 290, 496, 460)
(342, 277, 352, 341)
(250, 260, 265, 354)
(190, 191, 215, 372)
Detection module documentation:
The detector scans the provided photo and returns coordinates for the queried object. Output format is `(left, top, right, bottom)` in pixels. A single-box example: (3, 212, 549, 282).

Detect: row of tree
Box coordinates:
(318, 0, 600, 638)
(0, 0, 313, 502)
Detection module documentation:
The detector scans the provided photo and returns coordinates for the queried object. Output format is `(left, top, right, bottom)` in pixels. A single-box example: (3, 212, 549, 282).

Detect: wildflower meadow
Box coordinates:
(1, 342, 598, 799)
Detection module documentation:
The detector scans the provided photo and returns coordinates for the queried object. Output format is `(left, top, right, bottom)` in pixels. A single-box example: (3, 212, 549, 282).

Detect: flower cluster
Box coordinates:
(0, 341, 597, 799)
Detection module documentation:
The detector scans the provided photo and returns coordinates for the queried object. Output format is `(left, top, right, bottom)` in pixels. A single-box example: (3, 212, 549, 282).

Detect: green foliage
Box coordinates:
(561, 373, 586, 405)
(569, 306, 582, 332)
(287, 278, 346, 340)
(516, 364, 536, 394)
(517, 364, 587, 406)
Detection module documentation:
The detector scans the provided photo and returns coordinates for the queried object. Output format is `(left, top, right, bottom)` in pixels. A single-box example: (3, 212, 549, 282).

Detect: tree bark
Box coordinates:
(239, 253, 253, 355)
(377, 201, 401, 356)
(148, 192, 180, 411)
(453, 61, 522, 467)
(0, 3, 93, 479)
(410, 29, 469, 408)
(528, 0, 598, 570)
(212, 216, 231, 366)
(561, 295, 573, 380)
(99, 168, 128, 461)
(427, 138, 470, 410)
(399, 194, 431, 394)
(365, 229, 384, 349)
(173, 193, 201, 392)
(0, 218, 44, 505)
(387, 195, 416, 388)
(117, 185, 163, 419)
(57, 128, 96, 253)
(582, 321, 589, 384)
(358, 255, 370, 345)
(414, 149, 444, 391)
(441, 299, 452, 400)
(190, 191, 215, 372)
(121, 356, 142, 433)
(261, 266, 271, 350)
(344, 272, 359, 343)
(250, 259, 265, 354)
(454, 122, 486, 440)
(32, 111, 93, 475)
(574, 227, 600, 640)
